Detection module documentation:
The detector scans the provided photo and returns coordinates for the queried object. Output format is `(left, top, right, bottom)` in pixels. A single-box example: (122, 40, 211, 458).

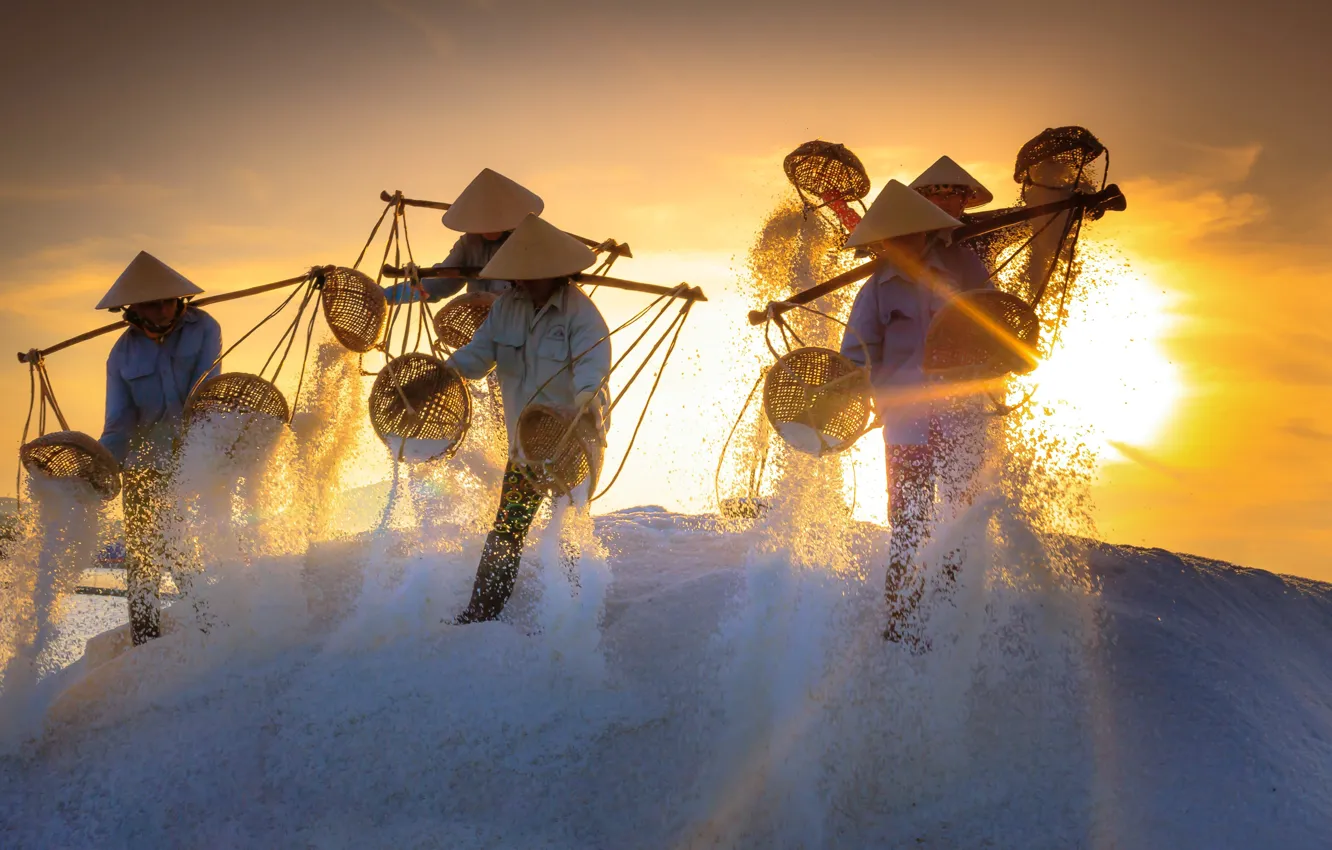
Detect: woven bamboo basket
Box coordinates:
(923, 290, 1041, 379)
(1015, 126, 1105, 191)
(20, 431, 122, 500)
(433, 291, 498, 350)
(763, 347, 873, 457)
(783, 141, 872, 203)
(368, 353, 471, 461)
(517, 403, 602, 498)
(184, 372, 291, 427)
(321, 267, 387, 353)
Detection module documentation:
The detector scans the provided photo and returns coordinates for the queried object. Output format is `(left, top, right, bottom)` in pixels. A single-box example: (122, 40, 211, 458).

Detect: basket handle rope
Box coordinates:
(514, 284, 697, 500)
(17, 353, 74, 506)
(380, 189, 633, 261)
(525, 287, 684, 488)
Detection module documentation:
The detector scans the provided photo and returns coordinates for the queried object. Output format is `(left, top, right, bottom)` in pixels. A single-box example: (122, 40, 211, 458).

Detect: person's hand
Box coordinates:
(403, 262, 427, 299)
(574, 389, 606, 446)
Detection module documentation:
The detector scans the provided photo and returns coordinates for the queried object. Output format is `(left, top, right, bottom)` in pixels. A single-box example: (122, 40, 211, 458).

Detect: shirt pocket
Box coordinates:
(172, 327, 207, 391)
(121, 359, 165, 416)
(492, 326, 526, 382)
(533, 332, 572, 400)
(537, 333, 569, 363)
(877, 289, 922, 373)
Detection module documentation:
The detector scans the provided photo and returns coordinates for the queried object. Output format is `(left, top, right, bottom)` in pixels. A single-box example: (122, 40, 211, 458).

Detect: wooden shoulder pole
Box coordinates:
(16, 269, 323, 363)
(380, 190, 633, 258)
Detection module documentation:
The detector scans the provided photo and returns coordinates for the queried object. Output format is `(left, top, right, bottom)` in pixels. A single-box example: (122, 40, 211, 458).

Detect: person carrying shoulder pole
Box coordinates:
(909, 155, 995, 291)
(96, 252, 222, 645)
(838, 181, 968, 646)
(910, 156, 997, 509)
(443, 213, 612, 624)
(381, 167, 544, 304)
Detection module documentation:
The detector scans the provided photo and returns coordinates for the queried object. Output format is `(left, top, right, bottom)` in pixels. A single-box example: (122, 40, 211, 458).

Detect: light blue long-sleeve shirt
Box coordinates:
(840, 244, 988, 446)
(381, 234, 513, 305)
(99, 308, 222, 466)
(445, 283, 611, 456)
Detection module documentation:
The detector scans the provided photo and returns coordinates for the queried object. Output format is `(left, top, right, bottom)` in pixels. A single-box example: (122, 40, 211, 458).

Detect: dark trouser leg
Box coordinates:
(456, 463, 544, 623)
(884, 444, 936, 644)
(123, 465, 165, 646)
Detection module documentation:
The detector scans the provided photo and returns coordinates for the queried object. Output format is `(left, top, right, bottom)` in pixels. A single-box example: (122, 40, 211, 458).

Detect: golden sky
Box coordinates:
(2, 0, 1329, 578)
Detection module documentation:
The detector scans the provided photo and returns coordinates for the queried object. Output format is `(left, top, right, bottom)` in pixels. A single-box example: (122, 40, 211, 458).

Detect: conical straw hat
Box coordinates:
(441, 168, 545, 233)
(479, 214, 596, 280)
(96, 251, 204, 310)
(844, 180, 963, 249)
(910, 156, 993, 207)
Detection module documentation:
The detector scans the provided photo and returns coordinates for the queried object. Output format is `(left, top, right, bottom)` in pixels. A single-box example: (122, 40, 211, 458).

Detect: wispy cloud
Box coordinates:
(1283, 418, 1332, 443)
(1107, 440, 1189, 481)
(376, 0, 457, 57)
(0, 174, 172, 203)
(1167, 140, 1264, 183)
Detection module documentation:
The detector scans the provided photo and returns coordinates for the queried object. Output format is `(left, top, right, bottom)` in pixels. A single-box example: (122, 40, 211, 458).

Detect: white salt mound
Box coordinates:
(3, 510, 1330, 849)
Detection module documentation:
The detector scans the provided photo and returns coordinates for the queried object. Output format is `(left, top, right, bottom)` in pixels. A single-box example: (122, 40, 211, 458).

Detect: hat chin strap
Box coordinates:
(125, 298, 187, 340)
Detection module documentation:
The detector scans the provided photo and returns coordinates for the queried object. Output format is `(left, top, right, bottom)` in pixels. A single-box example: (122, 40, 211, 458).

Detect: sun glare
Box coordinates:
(1014, 243, 1183, 454)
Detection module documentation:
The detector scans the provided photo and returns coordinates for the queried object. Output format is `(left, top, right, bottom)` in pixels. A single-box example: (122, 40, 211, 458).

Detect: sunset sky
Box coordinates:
(2, 0, 1329, 579)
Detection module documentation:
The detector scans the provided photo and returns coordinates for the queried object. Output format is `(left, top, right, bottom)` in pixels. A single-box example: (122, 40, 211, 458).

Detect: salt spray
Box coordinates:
(0, 475, 101, 747)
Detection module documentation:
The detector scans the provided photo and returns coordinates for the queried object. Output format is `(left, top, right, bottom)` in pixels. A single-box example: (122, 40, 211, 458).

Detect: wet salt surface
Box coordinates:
(2, 509, 1330, 849)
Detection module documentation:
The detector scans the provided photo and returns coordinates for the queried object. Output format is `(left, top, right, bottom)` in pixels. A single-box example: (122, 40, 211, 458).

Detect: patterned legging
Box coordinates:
(457, 463, 545, 622)
(122, 465, 168, 645)
(884, 444, 936, 642)
(884, 414, 984, 643)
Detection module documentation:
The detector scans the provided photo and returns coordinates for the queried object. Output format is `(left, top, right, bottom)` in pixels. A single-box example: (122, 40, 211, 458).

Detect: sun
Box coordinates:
(1011, 243, 1183, 453)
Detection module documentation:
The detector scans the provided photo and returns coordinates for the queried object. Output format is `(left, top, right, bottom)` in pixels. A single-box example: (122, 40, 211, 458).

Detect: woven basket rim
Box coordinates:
(20, 429, 122, 500)
(782, 140, 872, 202)
(763, 346, 873, 457)
(517, 402, 600, 497)
(923, 290, 1041, 377)
(185, 371, 291, 424)
(368, 353, 471, 459)
(1014, 126, 1106, 184)
(321, 266, 387, 353)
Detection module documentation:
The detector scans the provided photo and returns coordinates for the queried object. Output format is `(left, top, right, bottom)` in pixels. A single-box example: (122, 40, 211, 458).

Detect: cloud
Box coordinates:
(1107, 440, 1189, 481)
(1167, 140, 1264, 183)
(230, 167, 273, 205)
(0, 174, 172, 203)
(376, 0, 456, 56)
(1106, 176, 1269, 250)
(1283, 419, 1332, 443)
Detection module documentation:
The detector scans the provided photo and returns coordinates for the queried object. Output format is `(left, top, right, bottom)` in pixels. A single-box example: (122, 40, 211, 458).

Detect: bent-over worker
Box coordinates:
(444, 213, 611, 623)
(97, 251, 222, 645)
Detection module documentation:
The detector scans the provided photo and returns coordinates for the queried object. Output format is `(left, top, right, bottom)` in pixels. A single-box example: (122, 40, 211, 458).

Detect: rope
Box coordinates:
(713, 369, 767, 511)
(591, 298, 693, 501)
(512, 284, 694, 500)
(18, 355, 38, 506)
(520, 285, 680, 410)
(261, 279, 319, 381)
(290, 289, 324, 414)
(190, 271, 312, 400)
(353, 199, 395, 271)
(521, 288, 684, 486)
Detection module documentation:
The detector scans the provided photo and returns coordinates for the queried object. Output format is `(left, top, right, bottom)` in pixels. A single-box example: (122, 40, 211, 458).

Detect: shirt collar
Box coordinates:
(873, 245, 951, 284)
(126, 305, 199, 340)
(516, 281, 569, 315)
